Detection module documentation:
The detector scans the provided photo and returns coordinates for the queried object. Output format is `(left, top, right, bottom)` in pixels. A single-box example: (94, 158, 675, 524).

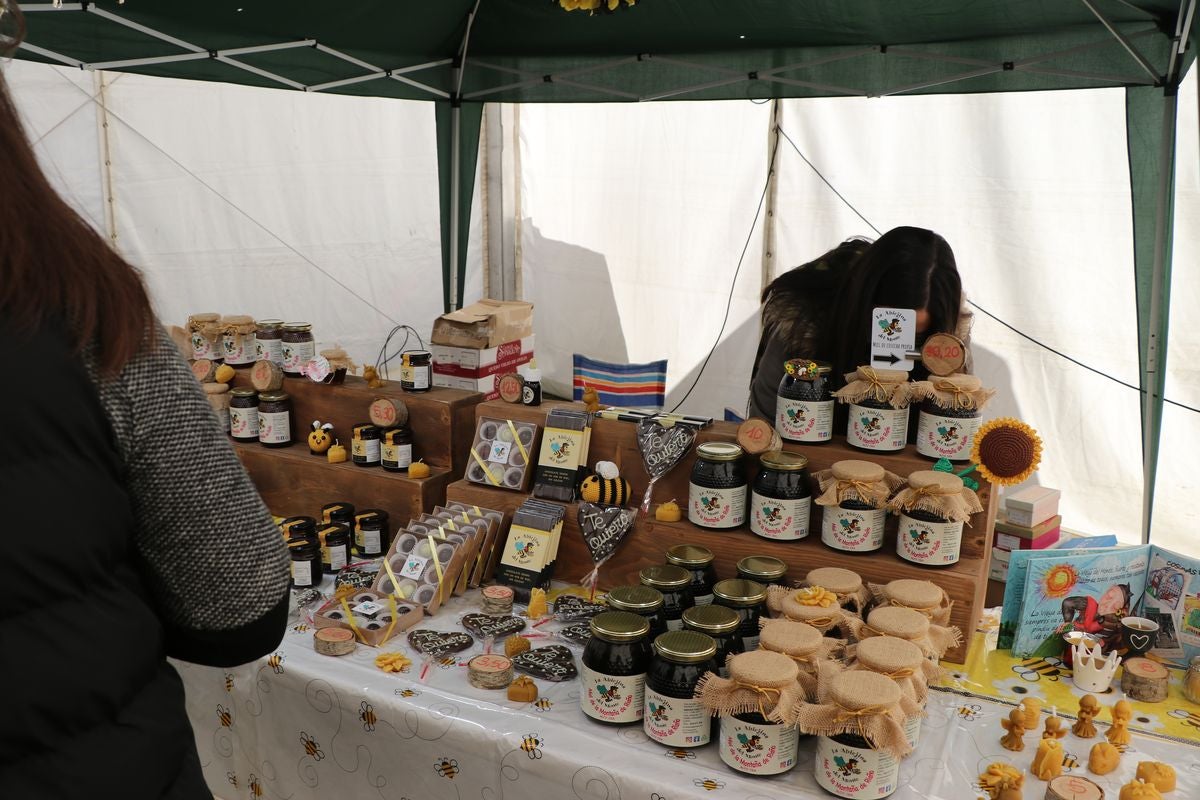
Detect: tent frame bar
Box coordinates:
(465, 56, 641, 100)
(448, 0, 482, 311)
(16, 41, 82, 67)
(1080, 0, 1163, 83)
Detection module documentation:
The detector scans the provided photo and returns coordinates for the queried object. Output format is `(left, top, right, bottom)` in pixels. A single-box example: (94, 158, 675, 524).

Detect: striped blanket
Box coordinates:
(572, 354, 667, 409)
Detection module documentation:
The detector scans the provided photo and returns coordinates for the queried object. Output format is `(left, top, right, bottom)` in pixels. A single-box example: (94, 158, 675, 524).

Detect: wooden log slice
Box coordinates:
(191, 359, 217, 383)
(1120, 657, 1169, 702)
(251, 360, 285, 392)
(314, 627, 356, 656)
(1046, 775, 1105, 800)
(369, 397, 410, 429)
(736, 417, 782, 455)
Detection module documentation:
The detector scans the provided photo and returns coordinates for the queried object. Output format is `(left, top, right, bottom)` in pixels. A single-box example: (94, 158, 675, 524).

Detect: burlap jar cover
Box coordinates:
(320, 348, 358, 376)
(757, 618, 842, 700)
(221, 314, 256, 342)
(869, 578, 954, 627)
(909, 373, 995, 413)
(803, 566, 870, 616)
(832, 635, 935, 712)
(695, 650, 805, 723)
(844, 606, 962, 661)
(188, 312, 222, 343)
(814, 460, 904, 510)
(887, 470, 983, 523)
(766, 585, 848, 636)
(787, 670, 912, 760)
(834, 366, 913, 409)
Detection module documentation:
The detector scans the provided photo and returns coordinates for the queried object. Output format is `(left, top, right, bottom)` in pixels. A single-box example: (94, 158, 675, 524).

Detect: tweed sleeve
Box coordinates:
(92, 326, 289, 666)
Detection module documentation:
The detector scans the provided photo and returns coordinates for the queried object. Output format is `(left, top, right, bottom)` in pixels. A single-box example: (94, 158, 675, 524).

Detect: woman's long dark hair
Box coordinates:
(827, 226, 962, 381)
(0, 6, 153, 374)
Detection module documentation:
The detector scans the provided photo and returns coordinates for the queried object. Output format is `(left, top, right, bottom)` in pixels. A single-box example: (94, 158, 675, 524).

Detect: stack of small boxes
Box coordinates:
(989, 486, 1062, 581)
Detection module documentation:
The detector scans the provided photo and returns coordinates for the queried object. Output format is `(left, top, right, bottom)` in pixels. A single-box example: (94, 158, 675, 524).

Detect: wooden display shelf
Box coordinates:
(234, 440, 452, 524)
(230, 372, 482, 472)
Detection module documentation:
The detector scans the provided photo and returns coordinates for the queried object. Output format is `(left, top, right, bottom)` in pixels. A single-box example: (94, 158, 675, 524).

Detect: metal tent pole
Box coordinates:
(448, 0, 481, 311)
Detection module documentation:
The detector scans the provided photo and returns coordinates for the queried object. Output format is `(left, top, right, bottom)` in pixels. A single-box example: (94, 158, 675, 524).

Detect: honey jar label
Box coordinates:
(322, 544, 348, 573)
(687, 483, 746, 529)
(580, 665, 644, 723)
(361, 528, 382, 556)
(718, 717, 798, 776)
(258, 410, 291, 445)
(916, 411, 981, 461)
(291, 560, 314, 588)
(847, 404, 909, 451)
(352, 439, 381, 463)
(896, 514, 962, 566)
(904, 715, 921, 749)
(190, 334, 216, 360)
(750, 492, 811, 540)
(821, 507, 886, 552)
(644, 688, 710, 747)
(222, 333, 254, 365)
(382, 443, 413, 468)
(816, 735, 898, 798)
(776, 398, 834, 442)
(230, 407, 259, 438)
(400, 363, 431, 389)
(282, 340, 315, 372)
(255, 336, 283, 364)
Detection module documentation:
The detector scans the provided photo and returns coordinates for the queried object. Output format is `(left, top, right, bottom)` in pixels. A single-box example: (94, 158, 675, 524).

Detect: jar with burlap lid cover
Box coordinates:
(909, 373, 996, 461)
(836, 367, 914, 453)
(835, 366, 913, 409)
(869, 578, 954, 627)
(804, 566, 870, 616)
(220, 315, 257, 366)
(822, 638, 930, 750)
(790, 670, 912, 759)
(766, 585, 847, 636)
(695, 650, 806, 776)
(888, 470, 983, 566)
(187, 312, 222, 361)
(845, 606, 961, 661)
(814, 460, 904, 554)
(758, 618, 841, 701)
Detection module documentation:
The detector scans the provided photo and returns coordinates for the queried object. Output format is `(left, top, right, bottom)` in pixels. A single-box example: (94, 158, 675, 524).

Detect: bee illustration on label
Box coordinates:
(664, 749, 696, 761)
(595, 684, 621, 704)
(908, 528, 931, 547)
(549, 439, 572, 462)
(834, 755, 862, 778)
(786, 406, 807, 425)
(300, 731, 325, 761)
(1011, 657, 1062, 682)
(395, 688, 421, 699)
(693, 778, 725, 791)
(435, 758, 460, 779)
(736, 732, 763, 753)
(761, 506, 783, 524)
(224, 673, 235, 692)
(839, 517, 862, 533)
(513, 540, 536, 562)
(937, 424, 961, 443)
(1062, 752, 1079, 771)
(359, 701, 377, 732)
(533, 697, 553, 712)
(216, 704, 232, 728)
(956, 703, 982, 721)
(520, 733, 544, 759)
(267, 652, 285, 674)
(860, 415, 882, 433)
(699, 495, 722, 512)
(878, 317, 902, 337)
(248, 774, 264, 798)
(648, 700, 671, 724)
(226, 772, 238, 788)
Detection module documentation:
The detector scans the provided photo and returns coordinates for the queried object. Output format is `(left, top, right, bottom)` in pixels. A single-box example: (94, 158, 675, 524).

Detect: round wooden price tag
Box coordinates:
(314, 627, 356, 657)
(920, 332, 967, 376)
(369, 397, 409, 428)
(251, 359, 285, 391)
(1046, 775, 1103, 800)
(736, 417, 782, 455)
(191, 359, 217, 383)
(497, 373, 525, 404)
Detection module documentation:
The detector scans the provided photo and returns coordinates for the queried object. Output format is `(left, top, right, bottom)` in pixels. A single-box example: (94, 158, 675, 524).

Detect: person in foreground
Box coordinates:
(747, 226, 973, 421)
(0, 7, 290, 798)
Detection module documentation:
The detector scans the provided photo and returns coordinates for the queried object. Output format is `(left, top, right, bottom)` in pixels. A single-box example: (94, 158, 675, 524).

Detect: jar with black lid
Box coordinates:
(605, 585, 667, 639)
(712, 578, 767, 651)
(253, 319, 284, 365)
(639, 565, 694, 631)
(288, 538, 321, 589)
(665, 544, 717, 606)
(281, 516, 317, 542)
(229, 388, 260, 442)
(776, 359, 834, 443)
(317, 524, 352, 574)
(280, 322, 315, 377)
(257, 392, 292, 447)
(644, 630, 718, 747)
(381, 427, 414, 472)
(736, 555, 788, 587)
(321, 502, 356, 527)
(400, 350, 432, 393)
(688, 442, 747, 530)
(751, 451, 812, 541)
(354, 509, 390, 558)
(351, 423, 381, 467)
(682, 605, 743, 677)
(581, 611, 652, 725)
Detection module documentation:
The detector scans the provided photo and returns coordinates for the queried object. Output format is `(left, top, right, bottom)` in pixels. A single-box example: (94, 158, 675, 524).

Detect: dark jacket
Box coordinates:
(1, 320, 289, 799)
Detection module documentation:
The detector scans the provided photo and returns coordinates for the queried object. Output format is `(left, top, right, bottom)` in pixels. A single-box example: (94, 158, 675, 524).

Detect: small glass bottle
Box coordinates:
(665, 544, 717, 606)
(915, 373, 987, 462)
(321, 502, 356, 528)
(581, 611, 652, 725)
(229, 388, 259, 443)
(605, 585, 667, 639)
(351, 423, 382, 468)
(354, 509, 390, 558)
(688, 442, 747, 530)
(317, 524, 352, 574)
(711, 578, 768, 651)
(644, 631, 718, 748)
(400, 350, 433, 392)
(288, 538, 321, 589)
(775, 358, 834, 443)
(1185, 655, 1200, 704)
(639, 565, 695, 631)
(381, 427, 414, 472)
(257, 392, 292, 448)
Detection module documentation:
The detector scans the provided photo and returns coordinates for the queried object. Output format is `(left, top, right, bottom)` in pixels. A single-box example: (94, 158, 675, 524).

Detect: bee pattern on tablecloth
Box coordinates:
(292, 623, 310, 634)
(248, 775, 264, 798)
(520, 733, 544, 759)
(693, 778, 725, 791)
(651, 794, 668, 800)
(359, 701, 377, 732)
(1062, 752, 1079, 771)
(1169, 708, 1200, 729)
(1010, 657, 1062, 682)
(834, 755, 863, 779)
(956, 703, 982, 721)
(226, 772, 238, 788)
(533, 697, 553, 712)
(267, 652, 285, 674)
(435, 758, 460, 779)
(224, 673, 235, 692)
(300, 731, 325, 761)
(395, 688, 421, 699)
(216, 705, 232, 727)
(664, 749, 696, 761)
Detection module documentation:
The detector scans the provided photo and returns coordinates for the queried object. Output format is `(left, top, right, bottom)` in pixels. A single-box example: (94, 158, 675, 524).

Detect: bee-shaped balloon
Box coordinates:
(216, 704, 232, 728)
(308, 420, 335, 455)
(435, 758, 460, 779)
(226, 772, 238, 788)
(359, 701, 377, 732)
(519, 733, 543, 759)
(300, 731, 324, 761)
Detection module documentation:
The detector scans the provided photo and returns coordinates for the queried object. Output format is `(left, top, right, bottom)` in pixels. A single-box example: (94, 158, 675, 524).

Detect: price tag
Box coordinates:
(920, 332, 967, 376)
(399, 554, 429, 580)
(870, 307, 917, 372)
(488, 441, 512, 464)
(352, 600, 385, 618)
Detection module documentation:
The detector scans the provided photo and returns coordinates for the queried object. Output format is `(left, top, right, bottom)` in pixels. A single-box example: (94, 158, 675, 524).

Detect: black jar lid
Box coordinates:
(712, 578, 767, 606)
(606, 585, 664, 612)
(322, 502, 355, 523)
(231, 387, 258, 399)
(383, 427, 411, 444)
(665, 544, 714, 568)
(682, 605, 740, 636)
(639, 564, 692, 590)
(590, 611, 651, 643)
(352, 423, 380, 439)
(287, 537, 319, 555)
(695, 442, 744, 462)
(281, 516, 316, 536)
(737, 556, 788, 583)
(758, 451, 809, 471)
(653, 630, 717, 663)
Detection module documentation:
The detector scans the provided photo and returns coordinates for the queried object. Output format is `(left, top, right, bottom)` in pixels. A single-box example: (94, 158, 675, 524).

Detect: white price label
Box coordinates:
(870, 307, 917, 372)
(399, 554, 429, 580)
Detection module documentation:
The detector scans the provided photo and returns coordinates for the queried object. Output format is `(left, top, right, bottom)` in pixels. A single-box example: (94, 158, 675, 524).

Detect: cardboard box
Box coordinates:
(431, 335, 535, 378)
(995, 514, 1062, 540)
(994, 524, 1060, 552)
(433, 372, 501, 400)
(989, 546, 1012, 581)
(1005, 486, 1061, 527)
(432, 299, 534, 349)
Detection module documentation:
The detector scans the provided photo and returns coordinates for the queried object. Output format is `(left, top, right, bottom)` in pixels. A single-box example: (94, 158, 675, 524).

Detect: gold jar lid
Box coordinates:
(230, 387, 257, 398)
(653, 630, 717, 663)
(590, 611, 651, 643)
(696, 442, 744, 462)
(283, 322, 312, 332)
(258, 392, 290, 403)
(682, 604, 740, 635)
(666, 544, 714, 568)
(759, 450, 809, 471)
(255, 318, 284, 328)
(639, 564, 691, 590)
(605, 585, 664, 612)
(737, 556, 788, 583)
(712, 578, 767, 607)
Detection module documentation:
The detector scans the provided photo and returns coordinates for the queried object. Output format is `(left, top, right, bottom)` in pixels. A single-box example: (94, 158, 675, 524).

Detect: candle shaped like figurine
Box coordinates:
(1106, 699, 1133, 746)
(999, 708, 1027, 751)
(1031, 736, 1064, 781)
(1073, 695, 1101, 738)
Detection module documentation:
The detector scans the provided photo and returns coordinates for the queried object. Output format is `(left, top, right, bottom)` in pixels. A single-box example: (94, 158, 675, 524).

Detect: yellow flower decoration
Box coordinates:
(559, 0, 637, 13)
(969, 417, 1043, 486)
(375, 652, 412, 673)
(795, 586, 837, 608)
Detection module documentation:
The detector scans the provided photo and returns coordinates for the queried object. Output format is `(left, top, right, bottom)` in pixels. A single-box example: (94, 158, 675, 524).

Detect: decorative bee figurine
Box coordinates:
(308, 420, 335, 455)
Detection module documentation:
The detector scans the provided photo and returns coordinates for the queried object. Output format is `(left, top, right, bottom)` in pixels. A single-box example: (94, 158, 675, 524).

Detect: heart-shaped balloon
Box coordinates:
(577, 502, 636, 565)
(407, 629, 473, 656)
(461, 613, 527, 639)
(636, 419, 697, 480)
(553, 594, 607, 621)
(511, 645, 577, 682)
